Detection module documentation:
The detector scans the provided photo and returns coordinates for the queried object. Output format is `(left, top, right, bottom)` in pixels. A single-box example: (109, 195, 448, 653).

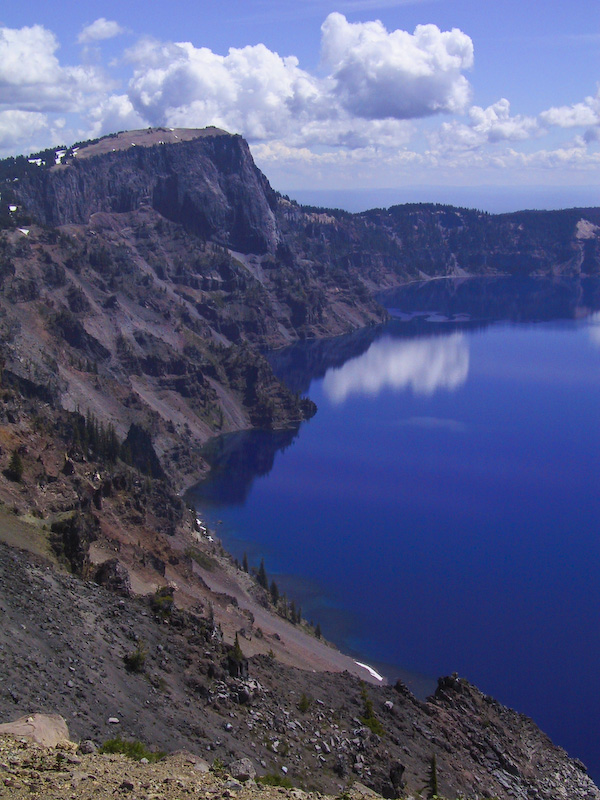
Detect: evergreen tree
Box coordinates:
(270, 579, 279, 604)
(6, 450, 23, 482)
(315, 622, 321, 639)
(242, 552, 249, 573)
(257, 558, 268, 590)
(232, 632, 244, 663)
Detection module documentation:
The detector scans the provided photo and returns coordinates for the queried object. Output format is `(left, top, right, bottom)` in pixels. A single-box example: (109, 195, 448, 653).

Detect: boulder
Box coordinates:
(0, 713, 70, 747)
(95, 559, 131, 597)
(228, 757, 256, 782)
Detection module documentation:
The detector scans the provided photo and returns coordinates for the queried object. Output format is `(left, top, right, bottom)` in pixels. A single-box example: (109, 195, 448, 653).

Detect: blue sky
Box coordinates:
(1, 0, 598, 209)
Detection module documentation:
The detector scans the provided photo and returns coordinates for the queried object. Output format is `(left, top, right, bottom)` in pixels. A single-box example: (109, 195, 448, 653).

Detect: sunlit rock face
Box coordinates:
(322, 331, 469, 403)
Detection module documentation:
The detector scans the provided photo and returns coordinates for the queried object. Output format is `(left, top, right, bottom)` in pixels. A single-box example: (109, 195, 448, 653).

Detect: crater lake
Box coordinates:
(187, 276, 600, 780)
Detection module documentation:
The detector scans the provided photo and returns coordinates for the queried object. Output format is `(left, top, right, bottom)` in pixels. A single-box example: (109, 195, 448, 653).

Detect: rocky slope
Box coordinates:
(1, 539, 598, 800)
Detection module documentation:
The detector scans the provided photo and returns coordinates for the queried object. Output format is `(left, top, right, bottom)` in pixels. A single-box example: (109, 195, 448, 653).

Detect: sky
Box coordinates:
(1, 0, 599, 210)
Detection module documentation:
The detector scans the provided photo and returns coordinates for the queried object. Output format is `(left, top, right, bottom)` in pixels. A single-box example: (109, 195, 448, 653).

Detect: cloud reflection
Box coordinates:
(588, 312, 600, 347)
(323, 332, 469, 403)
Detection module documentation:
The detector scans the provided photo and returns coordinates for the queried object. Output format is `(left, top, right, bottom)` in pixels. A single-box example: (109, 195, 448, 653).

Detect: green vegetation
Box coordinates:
(185, 547, 217, 571)
(297, 692, 312, 713)
(257, 773, 294, 788)
(123, 640, 147, 673)
(360, 682, 385, 737)
(257, 557, 268, 589)
(69, 409, 120, 464)
(211, 757, 225, 774)
(420, 754, 439, 799)
(5, 450, 23, 482)
(99, 737, 164, 762)
(151, 587, 174, 619)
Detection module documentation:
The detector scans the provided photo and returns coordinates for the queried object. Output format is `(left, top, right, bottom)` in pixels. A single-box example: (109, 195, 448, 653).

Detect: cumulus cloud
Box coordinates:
(86, 94, 147, 140)
(322, 333, 469, 403)
(0, 25, 108, 114)
(540, 88, 600, 129)
(125, 38, 323, 141)
(0, 109, 49, 151)
(78, 18, 124, 44)
(431, 99, 540, 152)
(121, 13, 473, 147)
(321, 12, 473, 120)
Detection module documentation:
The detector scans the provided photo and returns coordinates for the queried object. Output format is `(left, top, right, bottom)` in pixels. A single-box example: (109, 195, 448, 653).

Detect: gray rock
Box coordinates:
(94, 560, 131, 597)
(228, 757, 256, 782)
(78, 740, 98, 755)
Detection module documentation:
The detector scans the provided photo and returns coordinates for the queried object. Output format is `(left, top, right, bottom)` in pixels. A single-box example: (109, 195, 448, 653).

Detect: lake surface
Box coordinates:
(188, 277, 600, 780)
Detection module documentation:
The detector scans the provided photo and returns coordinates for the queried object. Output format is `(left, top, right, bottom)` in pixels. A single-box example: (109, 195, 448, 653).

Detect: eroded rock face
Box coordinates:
(94, 559, 131, 597)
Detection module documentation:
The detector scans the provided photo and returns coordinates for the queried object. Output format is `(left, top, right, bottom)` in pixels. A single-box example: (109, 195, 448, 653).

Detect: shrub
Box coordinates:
(123, 641, 147, 673)
(185, 547, 216, 571)
(258, 774, 294, 788)
(298, 693, 311, 713)
(360, 682, 385, 737)
(99, 737, 164, 762)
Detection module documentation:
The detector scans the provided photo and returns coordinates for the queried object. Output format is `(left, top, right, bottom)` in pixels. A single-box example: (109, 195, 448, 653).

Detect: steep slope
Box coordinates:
(1, 538, 598, 800)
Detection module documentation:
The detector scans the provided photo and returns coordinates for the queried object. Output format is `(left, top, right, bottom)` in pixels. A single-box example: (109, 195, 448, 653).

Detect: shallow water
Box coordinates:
(188, 277, 600, 780)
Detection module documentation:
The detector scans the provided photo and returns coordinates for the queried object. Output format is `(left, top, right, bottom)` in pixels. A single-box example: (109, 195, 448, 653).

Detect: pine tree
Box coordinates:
(242, 552, 249, 573)
(270, 580, 279, 604)
(232, 632, 244, 663)
(6, 450, 23, 482)
(257, 558, 268, 590)
(315, 622, 321, 639)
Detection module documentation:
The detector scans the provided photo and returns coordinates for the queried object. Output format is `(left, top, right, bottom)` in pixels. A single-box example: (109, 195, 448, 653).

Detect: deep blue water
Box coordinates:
(188, 277, 600, 781)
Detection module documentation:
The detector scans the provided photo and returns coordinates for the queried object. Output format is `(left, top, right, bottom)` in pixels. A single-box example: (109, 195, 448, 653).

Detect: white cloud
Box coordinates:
(86, 94, 147, 140)
(322, 333, 469, 403)
(320, 12, 473, 120)
(78, 18, 124, 45)
(0, 110, 48, 152)
(431, 99, 540, 152)
(125, 38, 323, 142)
(121, 14, 473, 147)
(540, 88, 600, 129)
(0, 25, 109, 114)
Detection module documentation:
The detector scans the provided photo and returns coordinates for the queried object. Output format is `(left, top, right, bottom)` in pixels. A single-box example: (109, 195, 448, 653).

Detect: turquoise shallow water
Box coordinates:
(188, 277, 600, 780)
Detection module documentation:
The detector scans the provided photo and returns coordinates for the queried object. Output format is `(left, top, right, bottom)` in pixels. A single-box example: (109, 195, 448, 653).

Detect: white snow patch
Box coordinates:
(355, 661, 384, 682)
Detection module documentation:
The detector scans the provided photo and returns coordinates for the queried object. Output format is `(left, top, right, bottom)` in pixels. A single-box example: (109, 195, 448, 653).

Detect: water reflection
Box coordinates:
(188, 427, 300, 507)
(322, 332, 469, 403)
(268, 276, 600, 394)
(588, 312, 600, 347)
(379, 275, 600, 323)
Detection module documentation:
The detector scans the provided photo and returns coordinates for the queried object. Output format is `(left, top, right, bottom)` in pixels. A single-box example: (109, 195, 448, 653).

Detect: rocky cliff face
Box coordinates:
(13, 129, 280, 255)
